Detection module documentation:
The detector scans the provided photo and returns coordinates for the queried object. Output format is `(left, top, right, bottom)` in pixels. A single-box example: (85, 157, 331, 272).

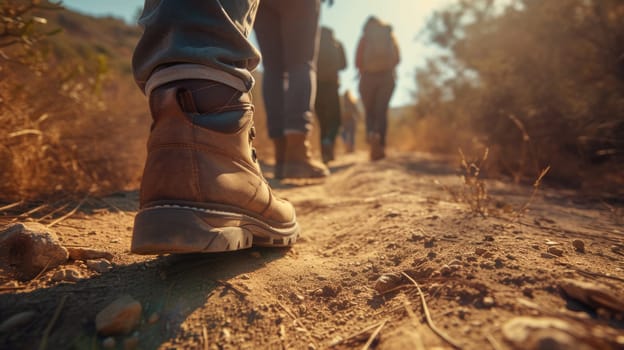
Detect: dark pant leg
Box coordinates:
(316, 81, 341, 143)
(256, 0, 320, 134)
(359, 73, 378, 138)
(133, 0, 260, 92)
(372, 73, 396, 146)
(255, 5, 285, 139)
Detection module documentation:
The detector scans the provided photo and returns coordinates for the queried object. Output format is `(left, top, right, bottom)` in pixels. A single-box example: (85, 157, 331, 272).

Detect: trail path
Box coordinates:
(1, 152, 623, 349)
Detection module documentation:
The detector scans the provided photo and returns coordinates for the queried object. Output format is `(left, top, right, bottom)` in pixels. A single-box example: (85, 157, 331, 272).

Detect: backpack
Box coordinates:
(361, 25, 398, 73)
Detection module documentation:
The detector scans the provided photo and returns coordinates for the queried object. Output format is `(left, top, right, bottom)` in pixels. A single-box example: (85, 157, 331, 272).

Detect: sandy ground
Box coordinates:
(0, 151, 623, 350)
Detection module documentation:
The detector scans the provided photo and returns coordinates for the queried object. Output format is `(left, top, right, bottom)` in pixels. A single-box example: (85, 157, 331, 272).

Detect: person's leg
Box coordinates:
(269, 0, 328, 178)
(359, 73, 377, 139)
(316, 81, 333, 163)
(255, 4, 285, 140)
(131, 0, 299, 254)
(133, 0, 260, 95)
(255, 3, 287, 178)
(373, 72, 396, 147)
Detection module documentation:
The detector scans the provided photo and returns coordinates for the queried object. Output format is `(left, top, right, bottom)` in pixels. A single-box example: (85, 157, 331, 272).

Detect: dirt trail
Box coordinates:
(1, 151, 623, 349)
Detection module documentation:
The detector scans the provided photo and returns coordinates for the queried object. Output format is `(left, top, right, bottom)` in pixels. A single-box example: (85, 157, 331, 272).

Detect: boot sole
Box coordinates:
(131, 205, 300, 254)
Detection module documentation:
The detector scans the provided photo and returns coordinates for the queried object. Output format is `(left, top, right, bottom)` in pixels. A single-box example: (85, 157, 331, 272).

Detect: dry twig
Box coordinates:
(329, 320, 386, 347)
(216, 280, 248, 298)
(0, 200, 24, 212)
(486, 334, 504, 350)
(46, 197, 86, 228)
(361, 319, 387, 350)
(401, 272, 462, 349)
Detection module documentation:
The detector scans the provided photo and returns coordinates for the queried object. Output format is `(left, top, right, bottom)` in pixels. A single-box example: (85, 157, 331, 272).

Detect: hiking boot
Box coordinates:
(131, 80, 300, 254)
(283, 133, 330, 179)
(369, 132, 385, 161)
(321, 141, 335, 164)
(273, 137, 286, 179)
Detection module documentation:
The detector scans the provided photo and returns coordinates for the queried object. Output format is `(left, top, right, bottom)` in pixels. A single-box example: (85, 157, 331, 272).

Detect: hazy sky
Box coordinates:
(62, 0, 453, 107)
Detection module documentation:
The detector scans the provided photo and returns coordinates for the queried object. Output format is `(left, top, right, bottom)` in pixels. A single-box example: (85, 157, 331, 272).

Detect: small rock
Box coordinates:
(147, 312, 160, 324)
(572, 240, 585, 253)
(483, 235, 494, 242)
(409, 233, 424, 241)
(0, 223, 68, 280)
(547, 246, 564, 257)
(374, 273, 403, 294)
(427, 251, 437, 260)
(0, 311, 36, 333)
(221, 328, 232, 342)
(424, 238, 436, 248)
(249, 251, 262, 259)
(483, 296, 495, 307)
(502, 317, 594, 350)
(67, 247, 113, 261)
(440, 265, 452, 276)
(560, 279, 624, 313)
(385, 209, 400, 218)
(86, 259, 113, 273)
(308, 342, 317, 350)
(545, 240, 560, 246)
(475, 247, 487, 256)
(540, 252, 557, 259)
(96, 295, 142, 335)
(52, 267, 83, 282)
(102, 337, 116, 349)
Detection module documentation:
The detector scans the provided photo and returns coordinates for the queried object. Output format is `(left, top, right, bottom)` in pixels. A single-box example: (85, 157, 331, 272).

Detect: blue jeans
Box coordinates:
(132, 0, 260, 95)
(255, 0, 321, 138)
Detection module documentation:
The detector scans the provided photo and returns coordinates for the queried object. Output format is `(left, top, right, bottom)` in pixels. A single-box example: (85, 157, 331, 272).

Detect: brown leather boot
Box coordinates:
(131, 80, 299, 254)
(283, 133, 330, 178)
(272, 137, 286, 179)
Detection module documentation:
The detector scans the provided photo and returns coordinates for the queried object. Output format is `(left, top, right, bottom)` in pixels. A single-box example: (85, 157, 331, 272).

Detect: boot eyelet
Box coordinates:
(251, 148, 258, 162)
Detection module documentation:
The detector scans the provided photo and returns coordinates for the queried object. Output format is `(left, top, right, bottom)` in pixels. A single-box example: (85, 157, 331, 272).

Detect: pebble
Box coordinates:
(502, 316, 593, 350)
(424, 238, 436, 248)
(86, 259, 113, 273)
(483, 296, 495, 307)
(52, 267, 83, 282)
(374, 273, 403, 294)
(475, 248, 487, 256)
(67, 247, 113, 261)
(221, 328, 232, 342)
(540, 252, 557, 259)
(572, 239, 585, 253)
(0, 311, 36, 333)
(0, 223, 68, 280)
(547, 247, 564, 257)
(147, 312, 160, 324)
(249, 251, 262, 259)
(96, 295, 142, 335)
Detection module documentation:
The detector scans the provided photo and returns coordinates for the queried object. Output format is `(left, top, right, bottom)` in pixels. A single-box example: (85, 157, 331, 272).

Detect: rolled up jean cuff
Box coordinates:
(144, 64, 254, 96)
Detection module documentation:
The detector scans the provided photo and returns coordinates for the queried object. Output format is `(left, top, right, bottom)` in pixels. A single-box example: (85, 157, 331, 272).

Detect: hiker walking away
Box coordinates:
(341, 90, 360, 153)
(355, 16, 400, 161)
(130, 0, 301, 254)
(315, 26, 347, 163)
(255, 0, 330, 179)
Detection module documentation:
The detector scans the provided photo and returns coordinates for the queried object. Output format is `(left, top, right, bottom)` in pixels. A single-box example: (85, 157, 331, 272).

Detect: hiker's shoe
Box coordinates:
(282, 133, 330, 179)
(272, 137, 286, 179)
(321, 141, 335, 164)
(369, 132, 385, 161)
(131, 80, 299, 254)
